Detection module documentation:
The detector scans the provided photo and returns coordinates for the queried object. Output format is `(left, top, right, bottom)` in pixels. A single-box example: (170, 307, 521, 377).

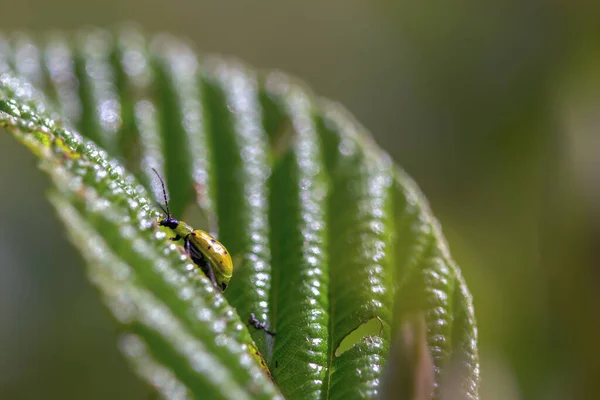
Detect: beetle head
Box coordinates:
(159, 216, 179, 230)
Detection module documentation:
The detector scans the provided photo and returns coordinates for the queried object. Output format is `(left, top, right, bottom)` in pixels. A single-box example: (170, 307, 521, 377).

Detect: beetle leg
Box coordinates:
(205, 263, 218, 289)
(170, 234, 182, 241)
(248, 313, 276, 336)
(184, 236, 192, 256)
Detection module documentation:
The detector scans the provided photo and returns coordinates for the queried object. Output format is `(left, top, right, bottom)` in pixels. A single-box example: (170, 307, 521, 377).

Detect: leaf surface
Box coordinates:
(0, 28, 479, 400)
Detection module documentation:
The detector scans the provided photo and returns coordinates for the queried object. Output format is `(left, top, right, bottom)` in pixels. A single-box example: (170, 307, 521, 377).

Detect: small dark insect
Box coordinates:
(248, 313, 276, 336)
(275, 360, 279, 368)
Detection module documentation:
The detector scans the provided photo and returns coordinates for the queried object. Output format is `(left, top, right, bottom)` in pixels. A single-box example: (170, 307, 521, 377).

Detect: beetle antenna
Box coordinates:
(151, 168, 171, 218)
(156, 202, 168, 216)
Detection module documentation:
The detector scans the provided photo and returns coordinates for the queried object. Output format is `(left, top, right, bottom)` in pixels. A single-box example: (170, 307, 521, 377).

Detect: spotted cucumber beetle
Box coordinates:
(152, 169, 233, 291)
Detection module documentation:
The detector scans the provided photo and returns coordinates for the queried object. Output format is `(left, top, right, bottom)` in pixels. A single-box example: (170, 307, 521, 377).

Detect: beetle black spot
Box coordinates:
(211, 239, 216, 243)
(224, 251, 228, 255)
(207, 246, 212, 251)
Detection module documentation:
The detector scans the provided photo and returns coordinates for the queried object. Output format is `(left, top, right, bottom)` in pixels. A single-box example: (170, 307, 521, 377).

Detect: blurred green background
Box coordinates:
(1, 1, 598, 399)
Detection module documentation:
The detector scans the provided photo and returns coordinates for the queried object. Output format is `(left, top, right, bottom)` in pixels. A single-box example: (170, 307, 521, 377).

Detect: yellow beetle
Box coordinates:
(153, 169, 233, 291)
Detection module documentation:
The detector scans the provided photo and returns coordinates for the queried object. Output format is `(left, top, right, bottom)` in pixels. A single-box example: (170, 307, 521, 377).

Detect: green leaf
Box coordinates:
(0, 28, 479, 400)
